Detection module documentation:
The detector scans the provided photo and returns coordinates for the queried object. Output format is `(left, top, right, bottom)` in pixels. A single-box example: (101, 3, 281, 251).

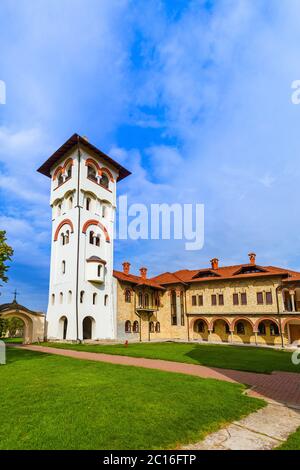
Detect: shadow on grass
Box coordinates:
(3, 346, 52, 365)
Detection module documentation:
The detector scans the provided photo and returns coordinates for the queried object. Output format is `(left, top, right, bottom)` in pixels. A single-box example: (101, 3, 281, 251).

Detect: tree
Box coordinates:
(0, 231, 13, 284)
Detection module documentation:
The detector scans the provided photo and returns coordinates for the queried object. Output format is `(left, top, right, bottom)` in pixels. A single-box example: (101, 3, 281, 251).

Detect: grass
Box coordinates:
(277, 427, 300, 450)
(41, 341, 300, 374)
(0, 347, 264, 450)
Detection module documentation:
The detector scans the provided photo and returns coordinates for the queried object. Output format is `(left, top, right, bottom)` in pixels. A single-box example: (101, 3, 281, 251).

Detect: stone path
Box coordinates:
(18, 344, 300, 408)
(183, 403, 300, 450)
(14, 344, 300, 450)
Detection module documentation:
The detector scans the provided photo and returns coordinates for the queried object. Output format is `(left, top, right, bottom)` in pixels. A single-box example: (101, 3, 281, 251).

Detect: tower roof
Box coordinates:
(37, 133, 131, 182)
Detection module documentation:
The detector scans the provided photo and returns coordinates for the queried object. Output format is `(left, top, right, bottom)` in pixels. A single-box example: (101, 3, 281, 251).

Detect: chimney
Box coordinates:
(210, 258, 219, 270)
(248, 253, 256, 265)
(122, 261, 131, 275)
(140, 267, 147, 280)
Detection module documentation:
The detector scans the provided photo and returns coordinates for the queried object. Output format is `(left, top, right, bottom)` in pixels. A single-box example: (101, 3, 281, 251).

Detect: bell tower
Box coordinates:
(37, 134, 130, 341)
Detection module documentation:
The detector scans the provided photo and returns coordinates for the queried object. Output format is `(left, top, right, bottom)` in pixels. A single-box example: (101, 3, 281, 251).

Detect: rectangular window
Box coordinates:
(198, 295, 203, 306)
(211, 294, 217, 306)
(241, 293, 247, 305)
(266, 292, 273, 305)
(218, 294, 224, 306)
(192, 295, 197, 306)
(257, 292, 264, 305)
(233, 293, 239, 305)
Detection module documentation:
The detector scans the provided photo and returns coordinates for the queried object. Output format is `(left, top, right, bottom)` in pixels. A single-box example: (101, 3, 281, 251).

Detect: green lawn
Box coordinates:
(41, 341, 300, 374)
(0, 347, 264, 450)
(277, 427, 300, 450)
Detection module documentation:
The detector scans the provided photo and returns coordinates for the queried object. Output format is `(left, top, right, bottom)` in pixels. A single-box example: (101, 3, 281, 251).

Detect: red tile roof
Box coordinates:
(114, 263, 300, 289)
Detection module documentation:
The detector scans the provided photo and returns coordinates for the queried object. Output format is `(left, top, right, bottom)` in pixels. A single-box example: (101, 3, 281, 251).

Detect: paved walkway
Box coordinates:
(183, 403, 300, 450)
(18, 344, 300, 408)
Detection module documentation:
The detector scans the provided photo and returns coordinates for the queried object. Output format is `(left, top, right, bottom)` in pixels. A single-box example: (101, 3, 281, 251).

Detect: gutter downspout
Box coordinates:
(75, 136, 82, 342)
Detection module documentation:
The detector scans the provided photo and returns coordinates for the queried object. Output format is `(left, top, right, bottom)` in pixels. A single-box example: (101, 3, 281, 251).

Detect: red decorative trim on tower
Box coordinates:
(85, 158, 101, 175)
(52, 158, 74, 180)
(99, 167, 114, 182)
(82, 219, 110, 243)
(54, 219, 74, 241)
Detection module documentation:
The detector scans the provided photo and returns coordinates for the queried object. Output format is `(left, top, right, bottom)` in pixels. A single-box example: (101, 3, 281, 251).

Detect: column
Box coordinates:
(176, 290, 181, 326)
(290, 291, 296, 312)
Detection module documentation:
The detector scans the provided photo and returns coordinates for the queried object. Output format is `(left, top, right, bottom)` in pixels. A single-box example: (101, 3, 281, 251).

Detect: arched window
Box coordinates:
(236, 322, 245, 335)
(270, 322, 279, 336)
(51, 294, 55, 305)
(138, 292, 143, 307)
(80, 291, 84, 303)
(197, 320, 205, 333)
(61, 317, 68, 340)
(100, 173, 109, 189)
(225, 323, 230, 334)
(89, 230, 94, 244)
(57, 172, 64, 186)
(61, 232, 65, 245)
(102, 205, 107, 218)
(155, 322, 160, 333)
(133, 320, 139, 333)
(125, 289, 131, 303)
(86, 197, 91, 211)
(144, 293, 149, 308)
(65, 230, 70, 244)
(149, 321, 154, 333)
(60, 292, 63, 304)
(258, 322, 266, 335)
(171, 290, 177, 325)
(68, 290, 72, 303)
(66, 165, 72, 180)
(62, 260, 66, 274)
(68, 197, 73, 209)
(87, 165, 97, 182)
(93, 293, 97, 305)
(95, 235, 100, 247)
(104, 294, 108, 306)
(97, 265, 102, 277)
(57, 204, 62, 217)
(125, 320, 131, 333)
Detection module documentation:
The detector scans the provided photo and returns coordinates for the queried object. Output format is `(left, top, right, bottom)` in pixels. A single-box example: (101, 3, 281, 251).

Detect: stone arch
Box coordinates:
(82, 219, 110, 243)
(233, 317, 254, 344)
(209, 316, 232, 331)
(54, 219, 74, 241)
(254, 317, 279, 332)
(232, 316, 255, 331)
(0, 302, 45, 344)
(192, 317, 209, 341)
(282, 316, 300, 330)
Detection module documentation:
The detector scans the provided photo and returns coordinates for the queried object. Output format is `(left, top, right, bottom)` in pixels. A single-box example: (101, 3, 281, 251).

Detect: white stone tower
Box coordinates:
(37, 134, 130, 341)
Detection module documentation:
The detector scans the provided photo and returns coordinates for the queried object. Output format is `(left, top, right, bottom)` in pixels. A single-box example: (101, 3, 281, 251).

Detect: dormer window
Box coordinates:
(192, 270, 220, 279)
(234, 265, 267, 275)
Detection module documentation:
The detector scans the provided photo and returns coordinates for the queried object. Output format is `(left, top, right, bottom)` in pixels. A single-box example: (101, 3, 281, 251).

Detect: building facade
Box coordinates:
(38, 134, 300, 346)
(115, 256, 300, 346)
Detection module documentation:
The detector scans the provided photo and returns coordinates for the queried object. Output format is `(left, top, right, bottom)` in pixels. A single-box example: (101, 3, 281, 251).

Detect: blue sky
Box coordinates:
(1, 0, 300, 311)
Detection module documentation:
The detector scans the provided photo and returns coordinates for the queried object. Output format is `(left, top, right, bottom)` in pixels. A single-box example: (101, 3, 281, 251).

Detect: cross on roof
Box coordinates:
(12, 289, 19, 303)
